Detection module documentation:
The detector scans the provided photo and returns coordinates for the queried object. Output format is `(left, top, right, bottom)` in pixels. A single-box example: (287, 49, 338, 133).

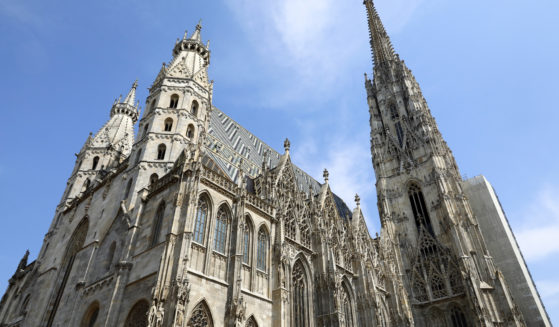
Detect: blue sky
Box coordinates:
(0, 0, 558, 323)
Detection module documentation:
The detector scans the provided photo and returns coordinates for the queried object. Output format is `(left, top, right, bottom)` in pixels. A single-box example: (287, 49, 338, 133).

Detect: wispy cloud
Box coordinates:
(0, 0, 42, 27)
(514, 185, 559, 262)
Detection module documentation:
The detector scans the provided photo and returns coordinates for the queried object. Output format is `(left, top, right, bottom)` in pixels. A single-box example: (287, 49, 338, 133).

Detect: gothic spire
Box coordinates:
(190, 19, 203, 42)
(364, 0, 397, 66)
(122, 80, 138, 106)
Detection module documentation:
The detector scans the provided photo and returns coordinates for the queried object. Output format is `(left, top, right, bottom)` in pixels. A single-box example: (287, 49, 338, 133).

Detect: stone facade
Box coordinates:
(0, 1, 550, 327)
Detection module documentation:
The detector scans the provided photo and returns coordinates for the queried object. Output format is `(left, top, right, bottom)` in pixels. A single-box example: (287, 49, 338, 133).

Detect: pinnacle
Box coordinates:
(123, 80, 138, 106)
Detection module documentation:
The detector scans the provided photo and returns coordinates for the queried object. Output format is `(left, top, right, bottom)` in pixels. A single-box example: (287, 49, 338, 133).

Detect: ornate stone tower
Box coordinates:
(363, 0, 525, 325)
(130, 20, 213, 197)
(59, 81, 139, 204)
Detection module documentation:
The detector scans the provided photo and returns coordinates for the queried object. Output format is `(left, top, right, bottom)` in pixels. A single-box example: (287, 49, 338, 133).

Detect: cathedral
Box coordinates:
(0, 1, 551, 326)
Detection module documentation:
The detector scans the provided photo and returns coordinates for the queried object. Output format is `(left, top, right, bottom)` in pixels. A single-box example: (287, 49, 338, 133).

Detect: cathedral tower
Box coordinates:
(363, 0, 525, 325)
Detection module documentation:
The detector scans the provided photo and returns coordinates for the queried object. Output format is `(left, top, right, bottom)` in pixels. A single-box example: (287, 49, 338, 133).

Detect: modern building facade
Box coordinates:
(0, 1, 550, 326)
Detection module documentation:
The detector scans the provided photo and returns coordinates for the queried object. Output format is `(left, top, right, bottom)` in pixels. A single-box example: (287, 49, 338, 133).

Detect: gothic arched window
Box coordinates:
(157, 144, 166, 160)
(169, 94, 179, 109)
(191, 100, 199, 117)
(164, 118, 173, 132)
(450, 306, 468, 327)
(408, 184, 434, 235)
(256, 227, 269, 271)
(82, 178, 91, 193)
(395, 121, 404, 147)
(242, 216, 253, 264)
(246, 316, 258, 327)
(92, 156, 99, 170)
(80, 302, 99, 327)
(341, 284, 354, 327)
(124, 300, 149, 327)
(187, 301, 213, 327)
(213, 206, 230, 254)
(151, 201, 165, 247)
(186, 124, 195, 139)
(292, 260, 308, 327)
(194, 196, 209, 244)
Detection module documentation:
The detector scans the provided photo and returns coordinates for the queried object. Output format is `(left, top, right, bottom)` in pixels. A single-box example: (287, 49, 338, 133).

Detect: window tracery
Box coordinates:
(245, 316, 258, 327)
(242, 217, 252, 264)
(450, 306, 468, 327)
(341, 284, 354, 327)
(187, 301, 213, 327)
(213, 206, 229, 254)
(292, 261, 307, 327)
(194, 197, 209, 244)
(257, 228, 268, 271)
(408, 184, 433, 234)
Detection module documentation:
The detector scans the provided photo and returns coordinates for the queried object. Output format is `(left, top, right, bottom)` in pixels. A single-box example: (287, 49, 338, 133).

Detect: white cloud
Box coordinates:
(514, 185, 559, 262)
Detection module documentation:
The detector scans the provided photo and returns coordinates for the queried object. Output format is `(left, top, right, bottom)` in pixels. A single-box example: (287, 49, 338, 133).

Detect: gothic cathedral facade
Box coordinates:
(0, 1, 550, 326)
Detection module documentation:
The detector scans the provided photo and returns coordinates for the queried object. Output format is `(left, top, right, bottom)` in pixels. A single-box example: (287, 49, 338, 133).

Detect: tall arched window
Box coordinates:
(213, 206, 230, 254)
(124, 300, 149, 327)
(164, 118, 173, 132)
(242, 216, 252, 264)
(191, 100, 199, 117)
(450, 307, 468, 327)
(408, 184, 433, 235)
(169, 94, 179, 109)
(46, 218, 89, 327)
(292, 260, 307, 327)
(92, 156, 99, 170)
(80, 302, 99, 327)
(341, 284, 354, 327)
(257, 227, 269, 271)
(186, 124, 195, 139)
(81, 178, 91, 193)
(151, 201, 165, 247)
(194, 197, 209, 244)
(187, 301, 213, 327)
(149, 173, 159, 187)
(157, 144, 166, 160)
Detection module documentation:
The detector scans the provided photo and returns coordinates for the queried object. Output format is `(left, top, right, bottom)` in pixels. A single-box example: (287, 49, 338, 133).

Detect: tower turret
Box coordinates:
(59, 81, 139, 205)
(127, 21, 213, 197)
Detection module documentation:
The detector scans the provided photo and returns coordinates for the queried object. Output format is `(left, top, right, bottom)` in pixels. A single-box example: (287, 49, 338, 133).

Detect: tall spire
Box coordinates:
(123, 80, 138, 106)
(364, 0, 396, 66)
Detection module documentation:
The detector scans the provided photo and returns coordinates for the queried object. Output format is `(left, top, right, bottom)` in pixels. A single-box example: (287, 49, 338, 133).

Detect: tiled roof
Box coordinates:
(205, 107, 351, 220)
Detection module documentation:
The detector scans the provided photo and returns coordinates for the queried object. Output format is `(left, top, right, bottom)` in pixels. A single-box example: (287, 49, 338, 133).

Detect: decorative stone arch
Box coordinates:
(186, 299, 214, 327)
(44, 217, 89, 327)
(290, 257, 313, 327)
(80, 301, 100, 327)
(123, 299, 149, 327)
(245, 315, 258, 327)
(340, 277, 357, 327)
(447, 302, 469, 327)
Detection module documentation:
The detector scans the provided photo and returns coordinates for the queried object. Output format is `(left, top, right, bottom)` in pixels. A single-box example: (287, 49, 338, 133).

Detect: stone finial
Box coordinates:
(284, 138, 290, 152)
(355, 194, 361, 206)
(196, 19, 202, 30)
(183, 30, 188, 40)
(206, 39, 211, 50)
(323, 169, 329, 183)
